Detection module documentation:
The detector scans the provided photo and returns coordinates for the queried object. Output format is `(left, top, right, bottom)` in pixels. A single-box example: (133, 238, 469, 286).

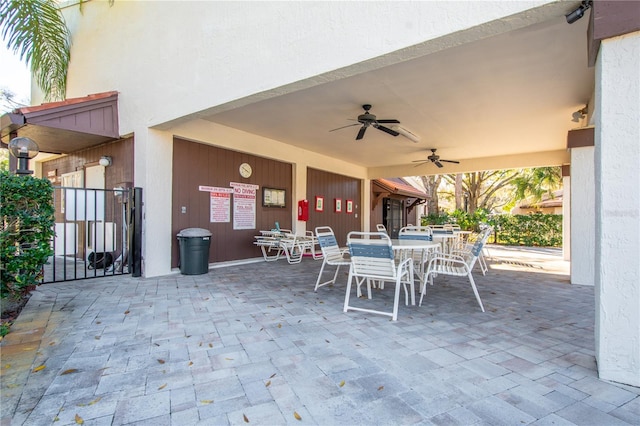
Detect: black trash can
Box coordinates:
(177, 228, 212, 275)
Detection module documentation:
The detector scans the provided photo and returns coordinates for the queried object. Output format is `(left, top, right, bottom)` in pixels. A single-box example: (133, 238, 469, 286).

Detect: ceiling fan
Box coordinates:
(413, 148, 460, 168)
(330, 104, 400, 140)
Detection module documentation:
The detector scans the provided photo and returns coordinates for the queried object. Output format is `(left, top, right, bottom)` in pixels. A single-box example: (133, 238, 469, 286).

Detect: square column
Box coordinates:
(595, 32, 640, 387)
(570, 146, 595, 285)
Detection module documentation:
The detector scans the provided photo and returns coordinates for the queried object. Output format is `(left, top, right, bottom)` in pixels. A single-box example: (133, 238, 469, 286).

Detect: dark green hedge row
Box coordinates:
(489, 213, 562, 247)
(422, 210, 562, 247)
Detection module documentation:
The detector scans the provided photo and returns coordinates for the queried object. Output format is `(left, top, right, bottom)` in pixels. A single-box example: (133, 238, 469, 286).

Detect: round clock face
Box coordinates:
(239, 162, 252, 178)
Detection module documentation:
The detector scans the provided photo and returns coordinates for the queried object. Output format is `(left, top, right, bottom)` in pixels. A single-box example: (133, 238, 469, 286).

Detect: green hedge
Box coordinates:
(422, 210, 562, 247)
(1, 171, 55, 299)
(489, 213, 562, 247)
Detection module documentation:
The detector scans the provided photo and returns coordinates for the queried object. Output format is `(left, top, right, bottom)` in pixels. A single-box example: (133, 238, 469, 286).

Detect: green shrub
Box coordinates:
(422, 210, 562, 247)
(0, 170, 55, 299)
(488, 213, 562, 247)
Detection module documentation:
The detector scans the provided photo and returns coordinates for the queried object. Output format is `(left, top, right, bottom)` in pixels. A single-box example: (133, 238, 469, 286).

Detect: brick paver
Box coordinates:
(1, 246, 638, 425)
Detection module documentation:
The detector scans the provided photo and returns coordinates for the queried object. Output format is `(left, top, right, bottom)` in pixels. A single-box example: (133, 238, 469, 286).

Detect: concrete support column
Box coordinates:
(570, 146, 595, 285)
(595, 32, 640, 387)
(362, 178, 371, 232)
(562, 174, 570, 261)
(293, 163, 308, 235)
(135, 128, 174, 278)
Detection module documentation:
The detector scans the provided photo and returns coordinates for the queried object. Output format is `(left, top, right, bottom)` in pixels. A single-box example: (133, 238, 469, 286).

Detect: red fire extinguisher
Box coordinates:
(298, 199, 309, 221)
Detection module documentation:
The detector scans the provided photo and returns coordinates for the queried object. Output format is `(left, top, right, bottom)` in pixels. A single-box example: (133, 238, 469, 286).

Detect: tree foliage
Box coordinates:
(441, 170, 519, 213)
(0, 0, 71, 100)
(511, 167, 562, 205)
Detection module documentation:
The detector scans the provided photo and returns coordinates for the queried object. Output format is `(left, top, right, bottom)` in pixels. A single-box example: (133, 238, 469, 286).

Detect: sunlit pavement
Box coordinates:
(1, 246, 638, 425)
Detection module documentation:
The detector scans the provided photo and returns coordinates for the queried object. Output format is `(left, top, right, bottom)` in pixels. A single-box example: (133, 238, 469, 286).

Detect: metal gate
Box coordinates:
(41, 186, 142, 283)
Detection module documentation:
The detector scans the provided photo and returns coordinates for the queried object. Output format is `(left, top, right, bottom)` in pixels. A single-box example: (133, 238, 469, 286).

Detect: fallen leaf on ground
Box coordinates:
(294, 411, 302, 420)
(157, 359, 165, 364)
(269, 373, 276, 378)
(33, 365, 46, 372)
(265, 380, 271, 387)
(158, 384, 167, 390)
(243, 413, 249, 423)
(88, 397, 101, 405)
(61, 369, 78, 375)
(124, 310, 130, 315)
(200, 399, 213, 405)
(339, 380, 345, 387)
(378, 386, 384, 391)
(74, 414, 84, 424)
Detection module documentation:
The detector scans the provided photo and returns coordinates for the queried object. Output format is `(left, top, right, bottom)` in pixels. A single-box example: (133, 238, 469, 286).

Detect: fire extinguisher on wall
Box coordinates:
(298, 199, 309, 221)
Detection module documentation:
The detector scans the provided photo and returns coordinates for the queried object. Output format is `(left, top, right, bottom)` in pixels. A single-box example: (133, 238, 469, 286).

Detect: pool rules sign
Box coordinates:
(230, 182, 259, 230)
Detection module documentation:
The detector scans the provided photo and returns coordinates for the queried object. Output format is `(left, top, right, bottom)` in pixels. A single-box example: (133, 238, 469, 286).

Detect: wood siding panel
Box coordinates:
(306, 168, 361, 246)
(172, 138, 292, 267)
(40, 137, 134, 192)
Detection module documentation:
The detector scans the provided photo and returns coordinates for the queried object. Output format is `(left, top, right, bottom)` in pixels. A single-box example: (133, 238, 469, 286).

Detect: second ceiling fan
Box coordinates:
(330, 104, 400, 140)
(413, 149, 460, 168)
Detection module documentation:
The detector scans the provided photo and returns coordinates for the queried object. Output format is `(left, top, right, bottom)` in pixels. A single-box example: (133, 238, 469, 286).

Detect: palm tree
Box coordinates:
(511, 167, 562, 204)
(0, 0, 71, 101)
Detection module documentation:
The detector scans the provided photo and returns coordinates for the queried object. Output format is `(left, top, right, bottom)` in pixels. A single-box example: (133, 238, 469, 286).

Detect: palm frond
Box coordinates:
(0, 0, 71, 100)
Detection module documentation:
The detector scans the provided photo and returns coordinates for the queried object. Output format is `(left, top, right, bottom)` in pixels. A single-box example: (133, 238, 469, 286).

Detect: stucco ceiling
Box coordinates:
(199, 6, 594, 177)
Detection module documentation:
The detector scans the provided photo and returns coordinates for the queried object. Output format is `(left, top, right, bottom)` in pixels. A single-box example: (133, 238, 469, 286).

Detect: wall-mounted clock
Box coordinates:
(239, 162, 252, 178)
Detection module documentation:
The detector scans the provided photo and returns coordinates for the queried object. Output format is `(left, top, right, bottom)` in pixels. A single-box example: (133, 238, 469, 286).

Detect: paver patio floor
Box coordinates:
(1, 246, 639, 425)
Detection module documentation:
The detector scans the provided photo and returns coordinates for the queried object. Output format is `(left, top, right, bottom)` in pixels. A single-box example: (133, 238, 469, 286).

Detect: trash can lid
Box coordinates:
(177, 228, 212, 237)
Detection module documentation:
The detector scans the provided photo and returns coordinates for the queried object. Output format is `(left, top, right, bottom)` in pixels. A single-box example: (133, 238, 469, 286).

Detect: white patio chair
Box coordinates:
(301, 230, 323, 260)
(344, 232, 414, 321)
(314, 226, 350, 291)
(398, 226, 438, 282)
(451, 227, 493, 275)
(419, 238, 485, 312)
(278, 234, 304, 264)
(376, 224, 388, 234)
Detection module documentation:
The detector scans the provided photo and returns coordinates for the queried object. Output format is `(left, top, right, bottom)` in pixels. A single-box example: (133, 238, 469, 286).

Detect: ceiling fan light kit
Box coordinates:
(390, 125, 421, 143)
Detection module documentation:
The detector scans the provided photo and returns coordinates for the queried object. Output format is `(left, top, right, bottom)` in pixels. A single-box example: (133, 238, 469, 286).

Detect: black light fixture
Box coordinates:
(8, 137, 39, 175)
(572, 106, 588, 123)
(566, 0, 592, 24)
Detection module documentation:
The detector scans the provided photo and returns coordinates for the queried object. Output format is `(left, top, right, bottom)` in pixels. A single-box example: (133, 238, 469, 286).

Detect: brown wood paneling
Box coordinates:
(589, 1, 640, 66)
(567, 127, 595, 148)
(40, 137, 134, 189)
(306, 168, 361, 246)
(171, 138, 293, 267)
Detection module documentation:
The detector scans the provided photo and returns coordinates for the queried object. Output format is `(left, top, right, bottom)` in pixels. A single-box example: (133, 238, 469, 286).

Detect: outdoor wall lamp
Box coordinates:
(8, 137, 39, 175)
(572, 106, 588, 122)
(99, 156, 112, 167)
(566, 0, 592, 24)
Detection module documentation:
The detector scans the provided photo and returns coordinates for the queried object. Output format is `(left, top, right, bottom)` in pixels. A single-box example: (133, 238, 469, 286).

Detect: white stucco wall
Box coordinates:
(53, 1, 558, 131)
(47, 1, 563, 278)
(570, 146, 594, 285)
(595, 31, 640, 387)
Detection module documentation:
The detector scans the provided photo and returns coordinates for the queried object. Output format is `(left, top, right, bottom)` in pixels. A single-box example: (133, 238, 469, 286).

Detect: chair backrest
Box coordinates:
(444, 223, 461, 231)
(430, 226, 454, 235)
(315, 226, 345, 261)
(376, 224, 387, 234)
(399, 226, 433, 241)
(347, 232, 396, 279)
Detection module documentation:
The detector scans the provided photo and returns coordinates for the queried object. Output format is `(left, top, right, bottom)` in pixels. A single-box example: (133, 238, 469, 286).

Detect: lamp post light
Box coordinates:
(8, 137, 40, 175)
